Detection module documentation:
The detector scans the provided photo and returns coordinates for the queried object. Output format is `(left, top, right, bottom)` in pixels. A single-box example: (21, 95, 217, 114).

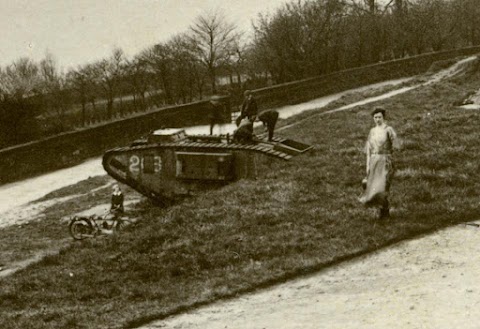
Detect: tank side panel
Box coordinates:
(121, 148, 178, 198)
(105, 144, 289, 200)
(232, 150, 256, 180)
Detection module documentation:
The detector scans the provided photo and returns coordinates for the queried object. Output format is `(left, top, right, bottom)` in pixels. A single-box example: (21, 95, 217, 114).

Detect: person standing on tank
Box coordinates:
(359, 107, 399, 220)
(236, 90, 258, 126)
(208, 95, 225, 135)
(258, 110, 279, 141)
(233, 117, 255, 144)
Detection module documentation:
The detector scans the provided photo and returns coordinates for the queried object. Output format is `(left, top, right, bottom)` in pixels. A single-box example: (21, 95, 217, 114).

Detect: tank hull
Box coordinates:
(102, 131, 312, 201)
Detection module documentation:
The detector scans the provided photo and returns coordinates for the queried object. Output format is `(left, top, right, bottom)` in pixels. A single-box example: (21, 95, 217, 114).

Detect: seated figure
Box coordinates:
(233, 118, 254, 144)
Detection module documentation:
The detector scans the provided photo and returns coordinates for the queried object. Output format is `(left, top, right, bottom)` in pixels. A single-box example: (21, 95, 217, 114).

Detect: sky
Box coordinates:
(0, 0, 288, 71)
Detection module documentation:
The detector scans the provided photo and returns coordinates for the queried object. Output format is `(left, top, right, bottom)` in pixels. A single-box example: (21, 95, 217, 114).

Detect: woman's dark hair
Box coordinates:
(371, 106, 386, 118)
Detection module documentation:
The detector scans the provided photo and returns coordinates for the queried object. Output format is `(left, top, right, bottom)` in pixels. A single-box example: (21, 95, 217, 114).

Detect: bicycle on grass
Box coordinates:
(68, 209, 127, 240)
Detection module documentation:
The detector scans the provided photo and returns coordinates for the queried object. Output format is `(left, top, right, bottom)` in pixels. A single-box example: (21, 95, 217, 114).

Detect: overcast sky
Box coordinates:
(0, 0, 288, 70)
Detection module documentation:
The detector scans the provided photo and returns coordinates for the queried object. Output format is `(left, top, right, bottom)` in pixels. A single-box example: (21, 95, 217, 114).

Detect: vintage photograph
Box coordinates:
(1, 0, 480, 328)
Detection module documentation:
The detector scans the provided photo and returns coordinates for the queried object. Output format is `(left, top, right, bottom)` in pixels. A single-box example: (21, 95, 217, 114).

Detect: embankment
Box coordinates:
(252, 46, 480, 109)
(1, 46, 479, 184)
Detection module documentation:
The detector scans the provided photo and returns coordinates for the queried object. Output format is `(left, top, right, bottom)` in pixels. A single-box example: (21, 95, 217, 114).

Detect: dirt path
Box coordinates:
(0, 157, 105, 215)
(279, 56, 478, 133)
(143, 222, 480, 329)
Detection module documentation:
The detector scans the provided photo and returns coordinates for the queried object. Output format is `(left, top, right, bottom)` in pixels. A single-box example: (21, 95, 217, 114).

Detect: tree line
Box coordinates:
(250, 0, 480, 83)
(1, 0, 479, 148)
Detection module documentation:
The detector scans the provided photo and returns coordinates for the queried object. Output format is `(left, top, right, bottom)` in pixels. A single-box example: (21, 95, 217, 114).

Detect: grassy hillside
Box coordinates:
(1, 59, 480, 329)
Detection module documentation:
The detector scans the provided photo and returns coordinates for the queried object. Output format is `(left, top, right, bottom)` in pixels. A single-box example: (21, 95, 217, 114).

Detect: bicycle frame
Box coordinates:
(69, 211, 125, 240)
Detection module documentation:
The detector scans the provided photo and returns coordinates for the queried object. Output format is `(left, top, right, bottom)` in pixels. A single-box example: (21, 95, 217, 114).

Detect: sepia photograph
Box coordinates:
(1, 0, 480, 328)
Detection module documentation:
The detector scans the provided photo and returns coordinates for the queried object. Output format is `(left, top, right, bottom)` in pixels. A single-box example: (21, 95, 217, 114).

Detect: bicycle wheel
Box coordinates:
(69, 218, 94, 240)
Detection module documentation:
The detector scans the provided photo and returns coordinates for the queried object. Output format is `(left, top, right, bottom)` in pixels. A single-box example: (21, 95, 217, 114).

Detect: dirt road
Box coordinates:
(144, 222, 480, 329)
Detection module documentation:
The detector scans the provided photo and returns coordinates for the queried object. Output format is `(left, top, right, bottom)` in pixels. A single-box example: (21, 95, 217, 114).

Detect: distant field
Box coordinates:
(1, 59, 480, 329)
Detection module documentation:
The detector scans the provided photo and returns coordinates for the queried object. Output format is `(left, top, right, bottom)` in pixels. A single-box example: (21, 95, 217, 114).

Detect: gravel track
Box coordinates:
(144, 222, 480, 329)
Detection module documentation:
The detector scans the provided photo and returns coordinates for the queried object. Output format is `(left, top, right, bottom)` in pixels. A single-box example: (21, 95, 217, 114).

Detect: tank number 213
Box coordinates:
(129, 155, 162, 175)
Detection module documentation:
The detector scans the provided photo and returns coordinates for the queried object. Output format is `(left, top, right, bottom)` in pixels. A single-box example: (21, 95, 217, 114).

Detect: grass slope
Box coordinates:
(1, 60, 480, 329)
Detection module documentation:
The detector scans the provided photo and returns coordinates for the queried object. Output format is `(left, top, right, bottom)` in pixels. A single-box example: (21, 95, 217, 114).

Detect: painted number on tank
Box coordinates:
(129, 155, 162, 175)
(153, 155, 162, 172)
(129, 155, 141, 175)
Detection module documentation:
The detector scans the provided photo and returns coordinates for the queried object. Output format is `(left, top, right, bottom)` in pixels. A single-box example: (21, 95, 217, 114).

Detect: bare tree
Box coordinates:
(1, 58, 40, 98)
(189, 10, 239, 93)
(179, 36, 208, 100)
(452, 0, 480, 46)
(67, 65, 94, 126)
(141, 43, 175, 104)
(0, 59, 42, 146)
(96, 48, 125, 119)
(252, 0, 348, 82)
(83, 63, 100, 114)
(124, 56, 150, 110)
(39, 53, 72, 131)
(225, 33, 248, 87)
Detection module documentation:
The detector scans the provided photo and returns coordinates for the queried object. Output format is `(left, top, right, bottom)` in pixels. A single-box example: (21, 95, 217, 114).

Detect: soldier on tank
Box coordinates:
(208, 95, 225, 135)
(258, 110, 279, 141)
(233, 117, 254, 144)
(236, 90, 258, 126)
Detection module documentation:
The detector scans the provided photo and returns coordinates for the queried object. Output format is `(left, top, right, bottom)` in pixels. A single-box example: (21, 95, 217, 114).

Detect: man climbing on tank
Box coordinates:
(208, 95, 225, 135)
(236, 90, 258, 127)
(258, 110, 279, 142)
(233, 117, 255, 144)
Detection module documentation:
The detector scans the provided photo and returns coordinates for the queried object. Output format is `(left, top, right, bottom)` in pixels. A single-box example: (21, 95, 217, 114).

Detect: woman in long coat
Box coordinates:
(359, 107, 397, 219)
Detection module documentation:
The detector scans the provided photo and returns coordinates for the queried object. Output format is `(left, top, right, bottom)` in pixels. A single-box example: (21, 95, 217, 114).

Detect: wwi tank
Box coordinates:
(102, 128, 312, 202)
